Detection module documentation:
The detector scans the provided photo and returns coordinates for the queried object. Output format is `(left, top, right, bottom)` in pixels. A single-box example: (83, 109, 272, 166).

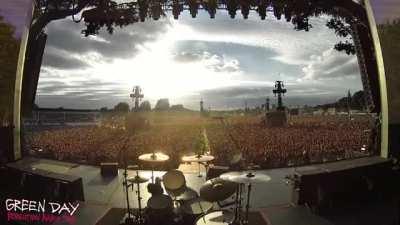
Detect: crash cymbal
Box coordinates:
(200, 178, 237, 202)
(138, 152, 170, 162)
(127, 175, 149, 184)
(182, 154, 215, 163)
(181, 198, 213, 215)
(220, 171, 271, 184)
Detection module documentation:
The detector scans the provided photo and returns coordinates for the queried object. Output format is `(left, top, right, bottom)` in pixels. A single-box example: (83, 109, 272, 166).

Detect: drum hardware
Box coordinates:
(195, 210, 235, 225)
(181, 197, 213, 224)
(200, 177, 238, 202)
(162, 170, 188, 207)
(128, 170, 148, 224)
(182, 154, 215, 177)
(219, 171, 271, 225)
(138, 152, 170, 183)
(118, 138, 137, 225)
(122, 166, 135, 225)
(121, 164, 148, 225)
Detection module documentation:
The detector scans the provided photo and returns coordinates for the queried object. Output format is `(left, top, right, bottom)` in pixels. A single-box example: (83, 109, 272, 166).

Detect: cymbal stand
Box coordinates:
(123, 166, 134, 225)
(135, 170, 145, 224)
(151, 151, 156, 182)
(197, 154, 203, 177)
(244, 182, 252, 224)
(231, 183, 244, 225)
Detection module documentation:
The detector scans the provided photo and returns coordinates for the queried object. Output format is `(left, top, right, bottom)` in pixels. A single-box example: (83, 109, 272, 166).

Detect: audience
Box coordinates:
(24, 115, 375, 169)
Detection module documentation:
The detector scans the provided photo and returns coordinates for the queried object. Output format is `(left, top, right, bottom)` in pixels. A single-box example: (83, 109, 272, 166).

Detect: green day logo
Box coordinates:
(5, 199, 79, 224)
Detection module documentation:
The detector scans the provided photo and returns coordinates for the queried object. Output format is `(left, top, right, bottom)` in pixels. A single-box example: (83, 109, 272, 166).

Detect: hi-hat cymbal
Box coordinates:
(138, 152, 170, 162)
(200, 178, 237, 202)
(220, 171, 271, 184)
(127, 165, 139, 169)
(127, 175, 149, 184)
(182, 154, 215, 163)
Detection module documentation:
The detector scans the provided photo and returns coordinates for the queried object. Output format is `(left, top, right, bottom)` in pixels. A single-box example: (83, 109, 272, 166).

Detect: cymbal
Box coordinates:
(220, 171, 271, 184)
(200, 178, 237, 202)
(127, 165, 139, 169)
(127, 175, 149, 184)
(182, 154, 215, 163)
(181, 198, 213, 215)
(138, 152, 170, 162)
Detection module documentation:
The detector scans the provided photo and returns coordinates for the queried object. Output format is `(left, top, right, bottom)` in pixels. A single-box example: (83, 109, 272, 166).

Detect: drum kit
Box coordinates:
(121, 151, 271, 225)
(182, 154, 215, 177)
(138, 152, 170, 182)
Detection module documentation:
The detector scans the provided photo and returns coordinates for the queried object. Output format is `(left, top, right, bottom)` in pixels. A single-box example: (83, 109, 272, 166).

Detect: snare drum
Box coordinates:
(181, 198, 213, 224)
(146, 194, 173, 225)
(195, 210, 234, 225)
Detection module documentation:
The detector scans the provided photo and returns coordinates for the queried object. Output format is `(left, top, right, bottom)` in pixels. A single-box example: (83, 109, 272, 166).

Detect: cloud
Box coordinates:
(173, 51, 241, 73)
(301, 48, 360, 80)
(35, 11, 365, 109)
(37, 79, 125, 96)
(42, 50, 89, 70)
(173, 52, 203, 63)
(175, 11, 345, 66)
(43, 18, 171, 66)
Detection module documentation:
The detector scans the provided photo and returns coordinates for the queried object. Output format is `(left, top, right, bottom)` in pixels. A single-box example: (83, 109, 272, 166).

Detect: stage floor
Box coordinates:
(7, 157, 397, 225)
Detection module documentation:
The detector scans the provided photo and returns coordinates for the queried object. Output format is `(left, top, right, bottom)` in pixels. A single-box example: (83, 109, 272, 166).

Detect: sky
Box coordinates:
(1, 0, 398, 110)
(35, 10, 365, 110)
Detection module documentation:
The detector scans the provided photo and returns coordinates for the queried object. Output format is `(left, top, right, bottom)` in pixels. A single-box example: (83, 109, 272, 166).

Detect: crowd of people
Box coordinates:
(24, 114, 377, 169)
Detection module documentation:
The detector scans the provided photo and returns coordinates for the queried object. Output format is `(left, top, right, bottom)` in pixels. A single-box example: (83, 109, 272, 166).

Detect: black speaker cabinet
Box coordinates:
(5, 163, 84, 202)
(100, 162, 119, 177)
(291, 156, 392, 213)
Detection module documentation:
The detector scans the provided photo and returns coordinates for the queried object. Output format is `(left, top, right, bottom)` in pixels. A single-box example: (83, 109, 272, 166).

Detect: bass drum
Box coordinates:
(146, 194, 174, 225)
(195, 210, 235, 225)
(181, 197, 213, 225)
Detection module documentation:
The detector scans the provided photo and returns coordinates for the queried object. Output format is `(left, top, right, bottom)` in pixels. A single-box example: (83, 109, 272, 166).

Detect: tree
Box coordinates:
(154, 98, 170, 111)
(100, 107, 108, 112)
(0, 16, 20, 123)
(351, 90, 365, 110)
(139, 100, 151, 111)
(170, 104, 185, 111)
(113, 102, 130, 112)
(193, 129, 210, 155)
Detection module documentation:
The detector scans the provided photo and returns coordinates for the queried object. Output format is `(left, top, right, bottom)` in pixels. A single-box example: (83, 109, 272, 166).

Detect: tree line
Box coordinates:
(108, 98, 190, 113)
